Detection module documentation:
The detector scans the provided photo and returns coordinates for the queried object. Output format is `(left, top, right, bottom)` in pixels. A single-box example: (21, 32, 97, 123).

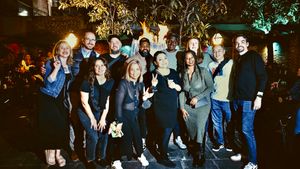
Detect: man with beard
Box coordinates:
(230, 34, 267, 169)
(102, 35, 126, 84)
(126, 37, 155, 75)
(70, 31, 99, 164)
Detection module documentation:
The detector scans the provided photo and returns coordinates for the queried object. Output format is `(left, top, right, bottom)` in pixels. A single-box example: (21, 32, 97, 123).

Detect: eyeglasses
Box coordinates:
(84, 38, 96, 42)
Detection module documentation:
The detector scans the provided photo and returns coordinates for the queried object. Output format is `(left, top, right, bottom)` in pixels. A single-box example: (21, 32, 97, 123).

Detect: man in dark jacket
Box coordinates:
(230, 34, 267, 169)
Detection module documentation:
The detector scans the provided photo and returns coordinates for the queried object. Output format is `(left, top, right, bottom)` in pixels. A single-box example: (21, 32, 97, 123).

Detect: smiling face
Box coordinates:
(185, 52, 195, 67)
(129, 62, 141, 81)
(109, 37, 122, 53)
(57, 42, 71, 58)
(155, 53, 169, 69)
(187, 38, 199, 54)
(166, 36, 178, 52)
(82, 32, 96, 50)
(235, 36, 249, 55)
(213, 45, 225, 62)
(94, 59, 106, 76)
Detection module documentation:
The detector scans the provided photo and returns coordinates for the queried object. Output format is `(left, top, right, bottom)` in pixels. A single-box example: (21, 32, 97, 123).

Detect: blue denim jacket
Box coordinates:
(40, 58, 74, 98)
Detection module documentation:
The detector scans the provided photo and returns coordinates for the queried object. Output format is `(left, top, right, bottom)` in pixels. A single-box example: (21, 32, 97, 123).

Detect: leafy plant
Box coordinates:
(59, 0, 138, 39)
(242, 0, 300, 34)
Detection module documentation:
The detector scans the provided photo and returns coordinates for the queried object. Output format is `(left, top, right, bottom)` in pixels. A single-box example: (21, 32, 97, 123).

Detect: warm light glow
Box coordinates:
(138, 21, 168, 55)
(65, 33, 78, 48)
(212, 33, 223, 46)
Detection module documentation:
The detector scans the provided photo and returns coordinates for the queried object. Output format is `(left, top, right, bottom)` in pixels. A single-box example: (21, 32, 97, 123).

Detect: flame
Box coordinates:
(138, 21, 169, 55)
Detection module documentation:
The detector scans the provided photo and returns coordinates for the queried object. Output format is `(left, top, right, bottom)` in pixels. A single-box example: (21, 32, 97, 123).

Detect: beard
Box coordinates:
(139, 50, 150, 57)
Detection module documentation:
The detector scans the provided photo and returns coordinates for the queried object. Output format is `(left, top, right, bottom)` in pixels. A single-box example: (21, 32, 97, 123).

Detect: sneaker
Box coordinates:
(175, 136, 187, 149)
(225, 147, 233, 152)
(111, 160, 123, 169)
(230, 153, 242, 161)
(138, 154, 149, 167)
(142, 138, 146, 151)
(212, 144, 224, 152)
(244, 162, 258, 169)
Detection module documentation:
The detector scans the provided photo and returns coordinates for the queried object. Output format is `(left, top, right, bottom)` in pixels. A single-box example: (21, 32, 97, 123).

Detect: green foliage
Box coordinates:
(59, 0, 138, 39)
(242, 0, 300, 34)
(145, 0, 227, 45)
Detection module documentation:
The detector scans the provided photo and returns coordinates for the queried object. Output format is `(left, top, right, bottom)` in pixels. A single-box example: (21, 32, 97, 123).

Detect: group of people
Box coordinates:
(37, 31, 268, 169)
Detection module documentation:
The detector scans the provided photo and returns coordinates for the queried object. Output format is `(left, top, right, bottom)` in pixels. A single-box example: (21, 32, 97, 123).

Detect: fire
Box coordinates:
(138, 21, 169, 55)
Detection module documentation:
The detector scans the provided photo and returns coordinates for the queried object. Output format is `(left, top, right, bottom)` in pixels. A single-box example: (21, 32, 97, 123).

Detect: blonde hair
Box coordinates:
(124, 59, 143, 83)
(52, 40, 73, 65)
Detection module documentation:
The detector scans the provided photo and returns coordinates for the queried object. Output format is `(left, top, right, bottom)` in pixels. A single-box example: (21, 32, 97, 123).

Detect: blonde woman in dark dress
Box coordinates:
(38, 40, 74, 167)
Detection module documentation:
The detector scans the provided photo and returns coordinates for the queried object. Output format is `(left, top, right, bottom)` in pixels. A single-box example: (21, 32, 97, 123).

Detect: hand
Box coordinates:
(143, 87, 154, 100)
(151, 73, 158, 87)
(167, 79, 176, 89)
(181, 109, 189, 120)
(90, 117, 98, 130)
(41, 64, 46, 75)
(190, 97, 198, 106)
(253, 97, 262, 110)
(97, 118, 106, 132)
(53, 57, 61, 70)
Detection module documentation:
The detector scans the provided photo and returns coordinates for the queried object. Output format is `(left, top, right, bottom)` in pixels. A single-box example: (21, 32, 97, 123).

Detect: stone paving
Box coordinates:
(0, 128, 243, 169)
(0, 97, 298, 169)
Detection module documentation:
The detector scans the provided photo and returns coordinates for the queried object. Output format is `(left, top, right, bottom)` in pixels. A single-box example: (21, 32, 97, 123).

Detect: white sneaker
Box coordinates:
(230, 153, 242, 161)
(142, 138, 146, 151)
(111, 160, 123, 169)
(175, 136, 187, 149)
(138, 154, 149, 166)
(244, 162, 258, 169)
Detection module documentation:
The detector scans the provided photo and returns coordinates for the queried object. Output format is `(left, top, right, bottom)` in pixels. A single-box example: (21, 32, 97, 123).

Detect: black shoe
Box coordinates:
(96, 158, 108, 167)
(86, 161, 97, 169)
(157, 157, 176, 168)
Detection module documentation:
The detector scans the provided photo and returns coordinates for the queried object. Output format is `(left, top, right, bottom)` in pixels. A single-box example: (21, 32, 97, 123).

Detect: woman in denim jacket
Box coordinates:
(77, 57, 114, 168)
(38, 40, 74, 167)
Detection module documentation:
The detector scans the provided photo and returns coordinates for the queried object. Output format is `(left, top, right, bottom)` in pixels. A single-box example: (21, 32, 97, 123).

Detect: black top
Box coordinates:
(80, 78, 114, 114)
(152, 69, 180, 128)
(71, 48, 98, 91)
(233, 50, 268, 100)
(115, 79, 144, 123)
(102, 53, 126, 86)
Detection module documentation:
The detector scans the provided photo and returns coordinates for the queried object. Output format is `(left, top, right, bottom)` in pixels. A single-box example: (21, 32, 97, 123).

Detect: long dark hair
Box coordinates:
(87, 57, 111, 112)
(88, 57, 111, 86)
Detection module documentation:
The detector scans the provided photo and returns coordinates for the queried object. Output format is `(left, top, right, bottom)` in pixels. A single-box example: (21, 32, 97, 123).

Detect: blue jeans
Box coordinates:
(158, 128, 173, 158)
(211, 99, 232, 145)
(78, 108, 108, 161)
(295, 108, 300, 135)
(233, 100, 257, 164)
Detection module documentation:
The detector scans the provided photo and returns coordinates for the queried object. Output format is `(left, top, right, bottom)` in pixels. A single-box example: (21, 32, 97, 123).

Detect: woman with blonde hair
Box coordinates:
(38, 40, 74, 167)
(111, 59, 153, 169)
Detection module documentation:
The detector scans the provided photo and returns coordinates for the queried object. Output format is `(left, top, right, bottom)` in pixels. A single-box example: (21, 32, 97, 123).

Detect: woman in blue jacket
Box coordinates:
(38, 40, 74, 167)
